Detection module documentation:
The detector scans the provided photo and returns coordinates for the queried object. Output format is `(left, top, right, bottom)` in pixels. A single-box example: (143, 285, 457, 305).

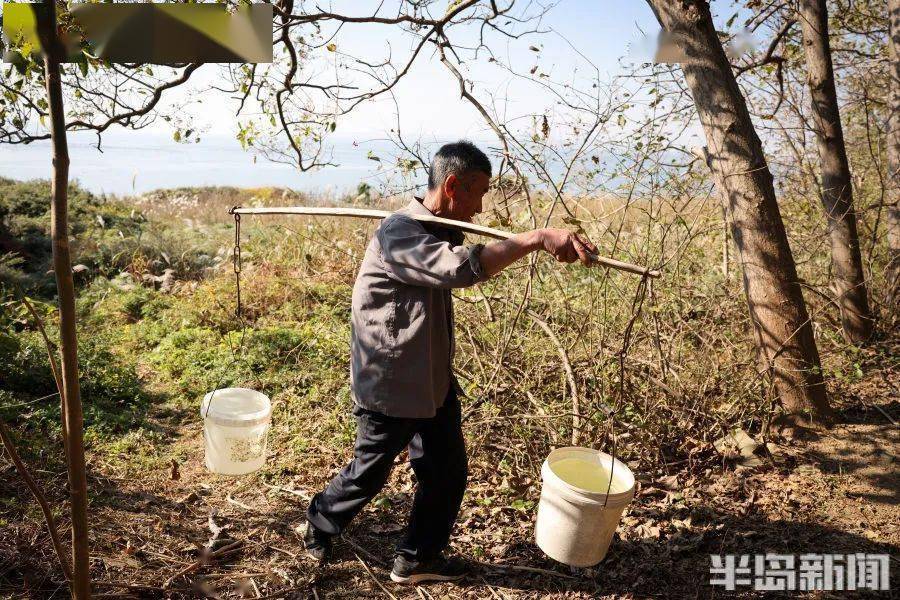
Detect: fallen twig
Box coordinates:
(264, 482, 312, 501)
(352, 551, 398, 600)
(270, 545, 297, 559)
(473, 560, 577, 580)
(164, 540, 243, 588)
(480, 576, 505, 600)
(865, 402, 898, 426)
(93, 581, 170, 592)
(251, 586, 310, 600)
(226, 493, 258, 511)
(342, 534, 388, 567)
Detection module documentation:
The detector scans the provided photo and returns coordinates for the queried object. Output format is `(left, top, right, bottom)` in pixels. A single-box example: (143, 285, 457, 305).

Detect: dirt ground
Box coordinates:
(3, 356, 897, 599)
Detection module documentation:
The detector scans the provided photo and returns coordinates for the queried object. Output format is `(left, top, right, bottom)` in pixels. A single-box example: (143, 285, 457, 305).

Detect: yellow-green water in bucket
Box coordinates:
(551, 457, 625, 494)
(536, 448, 637, 567)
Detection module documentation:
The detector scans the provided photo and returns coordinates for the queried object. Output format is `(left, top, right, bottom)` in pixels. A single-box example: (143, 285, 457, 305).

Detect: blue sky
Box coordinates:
(173, 1, 664, 139)
(0, 1, 747, 194)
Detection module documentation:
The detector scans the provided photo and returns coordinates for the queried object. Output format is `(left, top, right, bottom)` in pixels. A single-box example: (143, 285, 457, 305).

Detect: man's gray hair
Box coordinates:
(427, 140, 492, 191)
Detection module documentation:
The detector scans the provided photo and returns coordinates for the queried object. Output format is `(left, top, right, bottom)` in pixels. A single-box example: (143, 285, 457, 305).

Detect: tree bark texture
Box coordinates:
(798, 0, 873, 343)
(645, 0, 833, 424)
(34, 2, 92, 598)
(887, 0, 900, 312)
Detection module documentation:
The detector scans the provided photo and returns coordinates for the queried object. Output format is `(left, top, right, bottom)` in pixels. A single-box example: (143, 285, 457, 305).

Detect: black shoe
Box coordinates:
(390, 553, 468, 584)
(301, 522, 333, 564)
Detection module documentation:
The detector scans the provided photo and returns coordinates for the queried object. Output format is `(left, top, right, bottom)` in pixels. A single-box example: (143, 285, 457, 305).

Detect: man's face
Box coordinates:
(443, 170, 490, 222)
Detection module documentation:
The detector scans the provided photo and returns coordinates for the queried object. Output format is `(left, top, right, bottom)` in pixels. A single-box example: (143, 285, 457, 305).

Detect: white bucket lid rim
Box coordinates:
(201, 387, 272, 426)
(542, 446, 635, 506)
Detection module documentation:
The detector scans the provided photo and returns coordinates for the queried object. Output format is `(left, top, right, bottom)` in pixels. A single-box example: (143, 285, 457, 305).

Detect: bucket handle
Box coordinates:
(203, 388, 220, 419)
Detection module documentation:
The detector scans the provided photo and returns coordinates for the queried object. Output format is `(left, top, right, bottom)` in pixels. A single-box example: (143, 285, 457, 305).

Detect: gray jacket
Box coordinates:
(350, 198, 487, 418)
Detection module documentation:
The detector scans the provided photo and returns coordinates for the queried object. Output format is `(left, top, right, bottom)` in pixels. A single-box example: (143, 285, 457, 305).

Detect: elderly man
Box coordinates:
(303, 141, 597, 584)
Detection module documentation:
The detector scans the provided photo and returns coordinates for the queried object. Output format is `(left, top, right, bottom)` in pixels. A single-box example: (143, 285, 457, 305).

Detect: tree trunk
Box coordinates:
(888, 0, 900, 312)
(646, 0, 833, 424)
(797, 0, 873, 343)
(34, 2, 92, 598)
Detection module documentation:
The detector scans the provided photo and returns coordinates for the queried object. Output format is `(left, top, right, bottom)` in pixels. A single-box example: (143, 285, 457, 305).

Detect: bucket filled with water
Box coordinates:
(201, 388, 272, 476)
(535, 447, 636, 567)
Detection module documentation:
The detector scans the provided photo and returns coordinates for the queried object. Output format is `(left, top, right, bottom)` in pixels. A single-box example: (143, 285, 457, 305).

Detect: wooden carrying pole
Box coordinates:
(230, 206, 661, 279)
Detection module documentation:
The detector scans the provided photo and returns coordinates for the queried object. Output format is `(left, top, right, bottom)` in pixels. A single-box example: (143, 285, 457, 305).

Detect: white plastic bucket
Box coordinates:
(535, 447, 636, 567)
(201, 388, 272, 476)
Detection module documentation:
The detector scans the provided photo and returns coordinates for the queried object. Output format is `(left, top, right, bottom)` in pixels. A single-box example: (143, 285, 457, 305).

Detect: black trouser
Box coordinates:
(306, 388, 468, 561)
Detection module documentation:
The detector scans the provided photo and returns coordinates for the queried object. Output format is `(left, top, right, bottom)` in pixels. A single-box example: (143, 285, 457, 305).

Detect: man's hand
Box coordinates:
(479, 228, 600, 276)
(538, 228, 599, 266)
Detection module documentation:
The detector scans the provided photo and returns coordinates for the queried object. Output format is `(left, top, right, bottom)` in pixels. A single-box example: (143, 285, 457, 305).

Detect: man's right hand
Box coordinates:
(538, 228, 598, 266)
(478, 227, 600, 277)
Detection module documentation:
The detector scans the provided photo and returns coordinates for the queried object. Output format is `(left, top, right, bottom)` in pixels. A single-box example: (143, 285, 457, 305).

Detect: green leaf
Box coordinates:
(10, 51, 27, 76)
(173, 130, 181, 142)
(509, 498, 532, 511)
(617, 114, 626, 127)
(397, 158, 419, 173)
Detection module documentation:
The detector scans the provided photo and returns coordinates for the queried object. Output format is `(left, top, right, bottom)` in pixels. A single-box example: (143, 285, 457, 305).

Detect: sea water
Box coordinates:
(551, 457, 624, 494)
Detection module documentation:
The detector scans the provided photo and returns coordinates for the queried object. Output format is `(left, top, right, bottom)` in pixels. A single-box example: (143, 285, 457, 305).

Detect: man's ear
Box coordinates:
(444, 173, 458, 199)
